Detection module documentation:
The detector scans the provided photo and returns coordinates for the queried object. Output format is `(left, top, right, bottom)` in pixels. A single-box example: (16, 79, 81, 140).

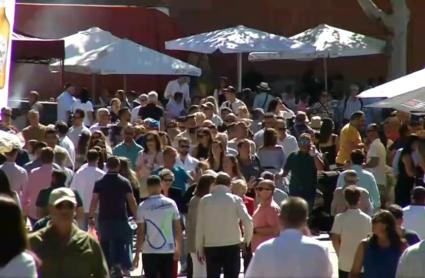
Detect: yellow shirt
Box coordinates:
(336, 123, 362, 165)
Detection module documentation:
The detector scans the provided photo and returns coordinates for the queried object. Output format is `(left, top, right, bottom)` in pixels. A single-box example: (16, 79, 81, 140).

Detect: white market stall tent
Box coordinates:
(249, 24, 387, 90)
(59, 38, 201, 76)
(165, 25, 315, 90)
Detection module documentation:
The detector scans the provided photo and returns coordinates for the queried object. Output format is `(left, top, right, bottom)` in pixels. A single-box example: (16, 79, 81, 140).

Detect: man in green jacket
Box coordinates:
(29, 187, 109, 278)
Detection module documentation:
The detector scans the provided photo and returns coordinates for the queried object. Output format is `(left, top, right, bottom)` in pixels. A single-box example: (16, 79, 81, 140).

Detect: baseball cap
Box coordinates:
(48, 187, 77, 206)
(144, 118, 160, 129)
(222, 86, 236, 93)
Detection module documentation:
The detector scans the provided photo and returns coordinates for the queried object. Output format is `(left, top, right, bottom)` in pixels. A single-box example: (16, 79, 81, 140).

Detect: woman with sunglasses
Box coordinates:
(351, 210, 407, 278)
(136, 132, 163, 199)
(192, 127, 213, 160)
(251, 179, 280, 252)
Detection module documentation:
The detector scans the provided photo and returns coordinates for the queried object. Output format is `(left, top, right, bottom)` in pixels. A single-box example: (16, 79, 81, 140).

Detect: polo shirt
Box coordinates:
(331, 208, 371, 272)
(336, 123, 362, 165)
(93, 173, 133, 221)
(136, 194, 180, 254)
(29, 224, 109, 278)
(153, 166, 190, 193)
(112, 141, 144, 170)
(284, 151, 317, 197)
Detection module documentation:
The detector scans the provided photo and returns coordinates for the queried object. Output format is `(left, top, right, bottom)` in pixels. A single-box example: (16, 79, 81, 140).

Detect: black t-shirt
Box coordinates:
(403, 228, 421, 246)
(94, 173, 133, 221)
(36, 187, 83, 208)
(138, 103, 164, 121)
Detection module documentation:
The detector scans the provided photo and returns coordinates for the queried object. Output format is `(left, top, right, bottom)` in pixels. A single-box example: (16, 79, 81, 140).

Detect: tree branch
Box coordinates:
(357, 0, 391, 28)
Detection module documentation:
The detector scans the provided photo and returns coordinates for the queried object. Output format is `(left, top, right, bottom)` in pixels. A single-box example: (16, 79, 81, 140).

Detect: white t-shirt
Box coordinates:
(366, 138, 387, 185)
(0, 251, 37, 278)
(70, 165, 105, 212)
(331, 209, 371, 272)
(57, 91, 75, 123)
(403, 205, 425, 240)
(72, 99, 94, 126)
(137, 194, 180, 254)
(164, 79, 190, 106)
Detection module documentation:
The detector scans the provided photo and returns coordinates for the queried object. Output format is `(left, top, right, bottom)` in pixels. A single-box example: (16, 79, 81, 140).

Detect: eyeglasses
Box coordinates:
(179, 145, 190, 149)
(140, 99, 148, 102)
(255, 187, 273, 192)
(163, 179, 174, 182)
(55, 202, 75, 210)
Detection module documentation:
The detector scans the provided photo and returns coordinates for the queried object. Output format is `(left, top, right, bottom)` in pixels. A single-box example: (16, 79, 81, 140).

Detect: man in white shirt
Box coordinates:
(130, 94, 148, 123)
(164, 76, 190, 107)
(133, 175, 183, 277)
(175, 137, 199, 174)
(403, 186, 425, 239)
(339, 83, 363, 125)
(67, 109, 91, 148)
(70, 149, 105, 230)
(396, 240, 425, 278)
(219, 86, 247, 116)
(331, 186, 371, 278)
(196, 172, 253, 278)
(0, 146, 28, 196)
(90, 108, 111, 133)
(276, 119, 299, 157)
(57, 84, 76, 123)
(246, 197, 333, 278)
(55, 122, 76, 165)
(364, 123, 388, 204)
(44, 127, 74, 170)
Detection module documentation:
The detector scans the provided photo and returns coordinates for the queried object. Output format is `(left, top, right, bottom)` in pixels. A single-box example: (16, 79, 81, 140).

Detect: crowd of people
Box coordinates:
(0, 75, 425, 278)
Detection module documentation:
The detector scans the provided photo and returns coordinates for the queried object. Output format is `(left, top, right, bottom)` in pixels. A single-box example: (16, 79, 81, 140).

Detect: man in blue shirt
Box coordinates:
(336, 149, 381, 210)
(153, 146, 192, 194)
(113, 125, 143, 170)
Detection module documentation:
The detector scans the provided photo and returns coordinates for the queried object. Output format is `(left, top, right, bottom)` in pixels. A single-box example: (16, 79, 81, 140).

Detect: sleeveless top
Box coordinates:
(319, 135, 337, 167)
(363, 241, 401, 278)
(395, 151, 415, 207)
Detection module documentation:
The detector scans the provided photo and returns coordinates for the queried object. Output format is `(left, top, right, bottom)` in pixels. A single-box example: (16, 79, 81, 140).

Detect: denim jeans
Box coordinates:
(98, 219, 132, 270)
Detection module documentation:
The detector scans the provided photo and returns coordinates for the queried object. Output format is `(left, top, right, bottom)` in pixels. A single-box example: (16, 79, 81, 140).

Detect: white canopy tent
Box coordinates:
(50, 27, 201, 92)
(55, 38, 202, 76)
(249, 24, 387, 90)
(358, 68, 425, 99)
(165, 25, 314, 90)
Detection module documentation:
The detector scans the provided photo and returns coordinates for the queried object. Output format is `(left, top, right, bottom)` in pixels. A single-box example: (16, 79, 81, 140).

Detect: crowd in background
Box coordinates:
(0, 74, 425, 278)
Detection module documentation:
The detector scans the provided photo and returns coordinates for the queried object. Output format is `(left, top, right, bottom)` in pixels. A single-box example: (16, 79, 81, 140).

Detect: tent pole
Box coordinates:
(60, 59, 64, 90)
(91, 74, 96, 101)
(323, 58, 328, 91)
(237, 53, 242, 92)
(123, 75, 127, 92)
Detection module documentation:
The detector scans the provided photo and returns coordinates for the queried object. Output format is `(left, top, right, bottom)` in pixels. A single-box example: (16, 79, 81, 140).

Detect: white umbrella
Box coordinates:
(165, 25, 314, 90)
(358, 68, 425, 99)
(249, 24, 387, 90)
(58, 38, 202, 76)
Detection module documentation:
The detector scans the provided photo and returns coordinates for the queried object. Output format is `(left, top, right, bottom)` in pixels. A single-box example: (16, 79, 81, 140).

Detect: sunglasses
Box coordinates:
(163, 179, 174, 182)
(179, 145, 190, 149)
(55, 202, 75, 210)
(256, 187, 273, 192)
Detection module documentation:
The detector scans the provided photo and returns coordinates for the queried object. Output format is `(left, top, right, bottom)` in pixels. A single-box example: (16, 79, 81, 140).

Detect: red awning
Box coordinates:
(12, 31, 65, 63)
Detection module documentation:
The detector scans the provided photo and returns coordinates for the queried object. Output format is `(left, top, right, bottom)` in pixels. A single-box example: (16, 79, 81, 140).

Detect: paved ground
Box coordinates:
(130, 240, 339, 278)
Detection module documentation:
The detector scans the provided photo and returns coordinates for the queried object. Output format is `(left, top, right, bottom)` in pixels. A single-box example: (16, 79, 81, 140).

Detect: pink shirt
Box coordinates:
(251, 199, 280, 252)
(22, 164, 53, 219)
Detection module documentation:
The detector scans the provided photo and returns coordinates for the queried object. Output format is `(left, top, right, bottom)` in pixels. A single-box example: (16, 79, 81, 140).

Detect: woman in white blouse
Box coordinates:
(0, 196, 37, 278)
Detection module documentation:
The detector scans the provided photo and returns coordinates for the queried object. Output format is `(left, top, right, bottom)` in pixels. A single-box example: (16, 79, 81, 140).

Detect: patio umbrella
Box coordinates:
(366, 86, 425, 113)
(54, 38, 202, 76)
(165, 25, 314, 91)
(358, 68, 425, 99)
(249, 24, 386, 90)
